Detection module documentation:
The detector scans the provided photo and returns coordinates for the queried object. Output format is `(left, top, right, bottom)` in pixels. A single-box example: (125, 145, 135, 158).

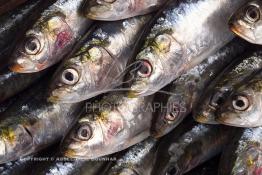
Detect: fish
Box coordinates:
(216, 70, 262, 127)
(151, 39, 249, 138)
(229, 0, 262, 45)
(9, 0, 92, 73)
(194, 48, 262, 124)
(48, 15, 152, 103)
(219, 127, 262, 175)
(153, 124, 234, 175)
(0, 67, 46, 103)
(61, 92, 154, 160)
(84, 0, 167, 21)
(126, 0, 247, 97)
(0, 0, 28, 15)
(106, 137, 158, 175)
(0, 81, 83, 164)
(0, 0, 50, 69)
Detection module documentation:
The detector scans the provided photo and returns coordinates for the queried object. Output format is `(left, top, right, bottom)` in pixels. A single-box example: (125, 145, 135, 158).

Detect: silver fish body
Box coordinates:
(127, 0, 247, 97)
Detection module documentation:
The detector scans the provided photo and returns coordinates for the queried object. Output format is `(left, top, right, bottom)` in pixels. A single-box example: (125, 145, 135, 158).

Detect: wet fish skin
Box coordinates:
(219, 127, 262, 175)
(0, 0, 49, 69)
(229, 0, 262, 45)
(194, 49, 262, 124)
(84, 0, 166, 21)
(0, 83, 83, 164)
(126, 0, 247, 97)
(9, 0, 92, 73)
(155, 124, 233, 175)
(152, 39, 248, 138)
(61, 92, 154, 160)
(0, 0, 27, 15)
(216, 70, 262, 127)
(0, 68, 46, 103)
(106, 137, 158, 175)
(49, 15, 152, 103)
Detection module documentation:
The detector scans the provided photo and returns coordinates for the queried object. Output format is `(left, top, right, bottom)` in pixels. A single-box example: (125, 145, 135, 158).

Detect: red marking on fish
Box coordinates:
(55, 30, 73, 49)
(255, 167, 262, 175)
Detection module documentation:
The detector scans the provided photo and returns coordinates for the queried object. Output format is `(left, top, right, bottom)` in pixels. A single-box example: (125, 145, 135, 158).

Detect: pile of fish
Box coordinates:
(1, 0, 262, 174)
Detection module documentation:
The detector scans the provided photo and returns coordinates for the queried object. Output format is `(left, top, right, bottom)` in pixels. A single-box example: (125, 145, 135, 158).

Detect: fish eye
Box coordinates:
(137, 60, 152, 78)
(77, 124, 92, 141)
(246, 5, 260, 23)
(166, 166, 177, 175)
(232, 95, 250, 111)
(61, 68, 80, 85)
(210, 92, 225, 108)
(24, 36, 41, 55)
(165, 106, 180, 122)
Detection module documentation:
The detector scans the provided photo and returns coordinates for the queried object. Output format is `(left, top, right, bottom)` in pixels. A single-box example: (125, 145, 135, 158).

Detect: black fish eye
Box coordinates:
(24, 36, 41, 55)
(77, 124, 92, 141)
(61, 68, 80, 85)
(232, 95, 250, 111)
(137, 60, 152, 78)
(246, 5, 260, 23)
(166, 166, 177, 175)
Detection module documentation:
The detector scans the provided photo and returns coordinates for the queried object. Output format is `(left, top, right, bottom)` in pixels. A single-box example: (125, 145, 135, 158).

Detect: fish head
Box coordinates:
(49, 45, 113, 103)
(84, 0, 133, 20)
(152, 94, 187, 138)
(62, 107, 124, 159)
(231, 144, 262, 175)
(10, 14, 74, 73)
(127, 34, 182, 97)
(216, 81, 262, 127)
(229, 1, 262, 45)
(0, 124, 33, 163)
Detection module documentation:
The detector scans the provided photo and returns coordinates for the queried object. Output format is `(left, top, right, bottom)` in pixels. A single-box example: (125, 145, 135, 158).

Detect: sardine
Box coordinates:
(61, 92, 154, 160)
(229, 0, 262, 45)
(0, 0, 49, 68)
(154, 124, 233, 175)
(219, 127, 262, 175)
(106, 137, 158, 175)
(0, 67, 46, 103)
(194, 48, 262, 124)
(84, 0, 167, 21)
(217, 70, 262, 127)
(152, 39, 248, 138)
(0, 82, 83, 163)
(48, 15, 152, 103)
(126, 0, 247, 97)
(9, 0, 92, 73)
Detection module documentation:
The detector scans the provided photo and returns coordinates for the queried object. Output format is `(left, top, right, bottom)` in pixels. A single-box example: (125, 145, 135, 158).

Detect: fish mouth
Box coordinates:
(9, 64, 26, 73)
(229, 24, 256, 44)
(127, 90, 140, 98)
(47, 95, 60, 103)
(194, 112, 219, 124)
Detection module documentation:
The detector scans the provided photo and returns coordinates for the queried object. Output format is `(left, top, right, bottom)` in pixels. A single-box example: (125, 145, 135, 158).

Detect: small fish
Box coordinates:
(217, 70, 262, 127)
(229, 0, 262, 45)
(9, 0, 92, 73)
(84, 0, 167, 21)
(48, 15, 152, 103)
(126, 0, 247, 97)
(106, 137, 158, 175)
(0, 81, 83, 164)
(0, 67, 46, 103)
(219, 127, 262, 175)
(152, 39, 248, 138)
(0, 0, 28, 15)
(0, 0, 49, 68)
(154, 124, 233, 175)
(61, 92, 154, 160)
(194, 48, 262, 124)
